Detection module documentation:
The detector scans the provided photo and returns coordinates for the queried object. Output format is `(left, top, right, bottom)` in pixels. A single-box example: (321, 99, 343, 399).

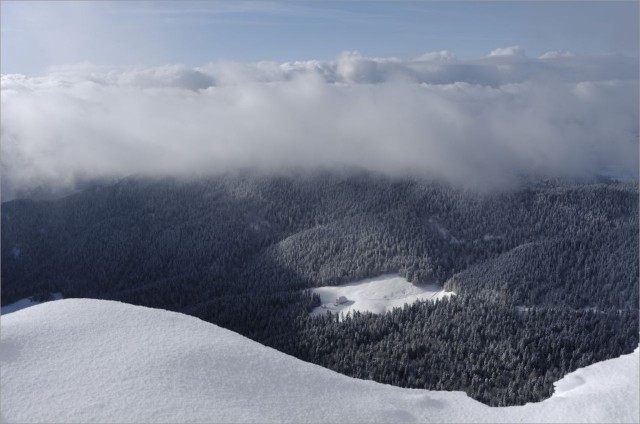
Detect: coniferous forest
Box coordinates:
(2, 170, 638, 406)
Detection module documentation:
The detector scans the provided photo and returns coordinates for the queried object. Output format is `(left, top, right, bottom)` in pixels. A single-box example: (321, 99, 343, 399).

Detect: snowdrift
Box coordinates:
(1, 299, 637, 423)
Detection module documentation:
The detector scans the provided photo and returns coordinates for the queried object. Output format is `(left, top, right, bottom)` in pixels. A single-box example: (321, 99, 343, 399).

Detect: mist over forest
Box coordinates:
(2, 51, 637, 200)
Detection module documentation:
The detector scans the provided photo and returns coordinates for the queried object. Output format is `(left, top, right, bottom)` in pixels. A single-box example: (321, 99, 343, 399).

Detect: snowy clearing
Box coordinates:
(1, 293, 63, 315)
(311, 274, 454, 318)
(1, 299, 637, 423)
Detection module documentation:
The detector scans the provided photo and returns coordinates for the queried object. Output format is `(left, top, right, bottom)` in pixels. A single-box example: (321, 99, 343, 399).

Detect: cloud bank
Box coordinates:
(1, 50, 638, 200)
(489, 46, 526, 57)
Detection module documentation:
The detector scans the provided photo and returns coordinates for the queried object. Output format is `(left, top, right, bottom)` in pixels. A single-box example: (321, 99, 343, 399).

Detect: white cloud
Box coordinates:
(539, 50, 576, 59)
(1, 51, 638, 200)
(415, 50, 456, 63)
(488, 46, 526, 57)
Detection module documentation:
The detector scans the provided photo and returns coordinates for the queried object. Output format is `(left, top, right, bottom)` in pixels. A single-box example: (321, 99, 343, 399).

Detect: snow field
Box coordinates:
(1, 299, 637, 423)
(1, 293, 63, 315)
(311, 274, 454, 318)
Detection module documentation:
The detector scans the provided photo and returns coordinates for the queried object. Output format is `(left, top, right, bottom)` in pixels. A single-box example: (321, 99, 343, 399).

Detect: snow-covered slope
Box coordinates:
(311, 274, 454, 317)
(0, 293, 63, 315)
(1, 299, 638, 423)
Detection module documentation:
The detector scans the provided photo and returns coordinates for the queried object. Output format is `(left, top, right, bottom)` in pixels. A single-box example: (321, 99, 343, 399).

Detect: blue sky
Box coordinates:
(1, 1, 638, 75)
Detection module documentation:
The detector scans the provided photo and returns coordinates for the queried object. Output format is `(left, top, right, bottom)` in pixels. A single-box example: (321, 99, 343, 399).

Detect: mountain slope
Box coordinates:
(1, 174, 638, 406)
(1, 299, 637, 423)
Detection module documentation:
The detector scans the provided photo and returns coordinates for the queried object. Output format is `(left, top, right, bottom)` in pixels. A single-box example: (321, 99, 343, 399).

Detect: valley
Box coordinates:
(2, 172, 637, 407)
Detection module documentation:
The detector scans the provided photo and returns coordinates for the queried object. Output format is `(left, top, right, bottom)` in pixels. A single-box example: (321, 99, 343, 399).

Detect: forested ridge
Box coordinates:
(2, 170, 638, 406)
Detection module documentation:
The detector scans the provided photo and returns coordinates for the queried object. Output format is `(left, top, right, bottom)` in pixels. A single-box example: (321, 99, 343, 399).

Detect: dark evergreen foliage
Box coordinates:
(2, 171, 638, 406)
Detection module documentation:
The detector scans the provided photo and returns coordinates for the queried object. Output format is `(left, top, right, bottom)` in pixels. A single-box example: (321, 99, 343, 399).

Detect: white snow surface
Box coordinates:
(1, 299, 638, 423)
(0, 293, 63, 315)
(311, 274, 454, 317)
